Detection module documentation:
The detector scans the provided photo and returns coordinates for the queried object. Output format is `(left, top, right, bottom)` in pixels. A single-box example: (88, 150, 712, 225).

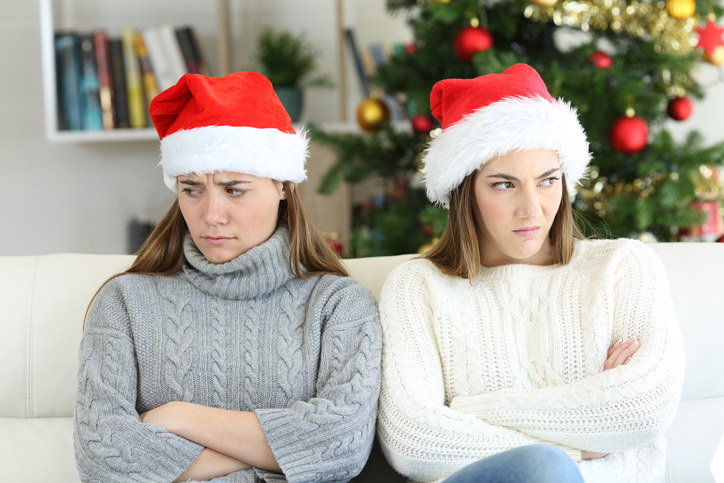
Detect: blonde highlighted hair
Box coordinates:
(424, 172, 583, 280)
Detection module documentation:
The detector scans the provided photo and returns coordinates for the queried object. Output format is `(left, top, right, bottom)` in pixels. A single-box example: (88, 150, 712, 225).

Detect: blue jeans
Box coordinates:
(443, 444, 583, 483)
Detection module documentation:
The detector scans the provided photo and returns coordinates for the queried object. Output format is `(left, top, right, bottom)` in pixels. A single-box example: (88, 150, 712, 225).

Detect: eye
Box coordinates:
(181, 187, 201, 196)
(227, 188, 247, 197)
(492, 181, 515, 191)
(539, 176, 560, 187)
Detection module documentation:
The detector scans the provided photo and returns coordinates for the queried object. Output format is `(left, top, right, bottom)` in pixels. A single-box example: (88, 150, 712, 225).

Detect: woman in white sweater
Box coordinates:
(377, 64, 685, 483)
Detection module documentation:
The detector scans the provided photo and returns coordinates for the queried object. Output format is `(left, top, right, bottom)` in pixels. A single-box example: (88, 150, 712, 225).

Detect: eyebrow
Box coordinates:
(485, 167, 561, 181)
(178, 179, 252, 187)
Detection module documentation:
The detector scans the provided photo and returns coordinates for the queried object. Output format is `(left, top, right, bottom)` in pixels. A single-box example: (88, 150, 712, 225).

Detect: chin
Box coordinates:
(517, 240, 551, 263)
(200, 248, 240, 264)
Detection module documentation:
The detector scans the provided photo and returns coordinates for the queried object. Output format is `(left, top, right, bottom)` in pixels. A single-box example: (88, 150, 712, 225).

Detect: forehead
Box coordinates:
(479, 148, 559, 173)
(178, 171, 266, 183)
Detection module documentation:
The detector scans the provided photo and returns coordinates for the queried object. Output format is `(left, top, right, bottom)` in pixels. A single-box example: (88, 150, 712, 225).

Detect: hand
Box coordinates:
(604, 338, 640, 371)
(175, 448, 251, 482)
(139, 401, 184, 433)
(581, 450, 608, 460)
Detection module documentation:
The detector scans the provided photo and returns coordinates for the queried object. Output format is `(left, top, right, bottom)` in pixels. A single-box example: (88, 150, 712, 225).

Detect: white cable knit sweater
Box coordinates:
(377, 238, 684, 483)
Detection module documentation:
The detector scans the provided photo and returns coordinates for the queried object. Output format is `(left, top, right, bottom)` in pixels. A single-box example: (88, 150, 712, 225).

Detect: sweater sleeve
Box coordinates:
(377, 261, 581, 483)
(74, 280, 203, 482)
(254, 279, 381, 483)
(449, 241, 685, 453)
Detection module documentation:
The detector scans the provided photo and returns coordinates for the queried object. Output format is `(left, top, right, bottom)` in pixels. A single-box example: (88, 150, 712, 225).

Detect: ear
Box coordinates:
(281, 182, 296, 199)
(272, 180, 287, 200)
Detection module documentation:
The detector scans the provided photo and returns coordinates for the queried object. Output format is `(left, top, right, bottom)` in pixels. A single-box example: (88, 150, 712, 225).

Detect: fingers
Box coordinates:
(581, 450, 609, 460)
(604, 338, 640, 370)
(607, 340, 622, 358)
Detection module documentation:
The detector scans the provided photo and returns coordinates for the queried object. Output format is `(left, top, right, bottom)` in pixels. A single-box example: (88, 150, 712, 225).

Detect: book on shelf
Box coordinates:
(107, 38, 130, 129)
(121, 27, 146, 128)
(133, 32, 160, 116)
(142, 27, 175, 91)
(93, 30, 115, 130)
(78, 33, 103, 130)
(54, 32, 83, 131)
(344, 28, 370, 98)
(51, 22, 209, 134)
(175, 25, 207, 75)
(158, 24, 189, 86)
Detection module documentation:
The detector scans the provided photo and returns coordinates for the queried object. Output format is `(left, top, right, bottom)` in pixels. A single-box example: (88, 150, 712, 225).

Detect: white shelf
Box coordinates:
(46, 127, 158, 143)
(39, 0, 229, 143)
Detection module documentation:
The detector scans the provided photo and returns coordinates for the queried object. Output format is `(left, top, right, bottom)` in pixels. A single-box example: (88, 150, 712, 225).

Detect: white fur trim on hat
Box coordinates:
(160, 125, 309, 191)
(421, 96, 591, 208)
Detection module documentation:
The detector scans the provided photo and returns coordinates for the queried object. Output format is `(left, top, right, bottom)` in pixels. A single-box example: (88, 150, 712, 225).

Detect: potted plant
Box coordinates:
(255, 27, 331, 123)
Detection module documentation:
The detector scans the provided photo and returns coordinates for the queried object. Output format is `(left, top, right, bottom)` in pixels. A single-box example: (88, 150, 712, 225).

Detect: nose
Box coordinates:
(203, 192, 228, 226)
(515, 187, 543, 219)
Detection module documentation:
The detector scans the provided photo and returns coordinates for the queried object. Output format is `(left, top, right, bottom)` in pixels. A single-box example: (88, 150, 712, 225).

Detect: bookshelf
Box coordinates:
(39, 0, 231, 143)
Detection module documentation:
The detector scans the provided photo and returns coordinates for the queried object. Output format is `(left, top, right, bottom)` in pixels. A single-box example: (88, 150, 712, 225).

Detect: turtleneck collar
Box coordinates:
(182, 226, 297, 300)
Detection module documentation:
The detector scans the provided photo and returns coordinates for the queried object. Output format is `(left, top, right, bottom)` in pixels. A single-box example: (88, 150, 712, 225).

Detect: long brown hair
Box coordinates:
(125, 181, 347, 278)
(84, 182, 346, 328)
(424, 172, 583, 281)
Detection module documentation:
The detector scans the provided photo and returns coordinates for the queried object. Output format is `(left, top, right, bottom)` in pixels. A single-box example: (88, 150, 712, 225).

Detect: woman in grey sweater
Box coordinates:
(74, 72, 381, 482)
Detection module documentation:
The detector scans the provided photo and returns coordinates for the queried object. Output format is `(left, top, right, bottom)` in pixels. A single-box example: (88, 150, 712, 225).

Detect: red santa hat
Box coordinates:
(150, 71, 308, 191)
(421, 63, 591, 208)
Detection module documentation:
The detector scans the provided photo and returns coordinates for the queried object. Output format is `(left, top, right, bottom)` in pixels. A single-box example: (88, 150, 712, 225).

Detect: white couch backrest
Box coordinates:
(1, 243, 722, 422)
(647, 243, 724, 401)
(0, 254, 134, 419)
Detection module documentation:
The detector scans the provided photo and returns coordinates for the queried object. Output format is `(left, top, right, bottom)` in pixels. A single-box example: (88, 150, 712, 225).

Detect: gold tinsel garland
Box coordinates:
(577, 165, 722, 218)
(524, 0, 698, 53)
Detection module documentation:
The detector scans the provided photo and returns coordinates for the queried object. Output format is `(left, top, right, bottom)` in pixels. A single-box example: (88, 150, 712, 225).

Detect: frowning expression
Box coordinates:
(473, 149, 562, 267)
(177, 171, 286, 263)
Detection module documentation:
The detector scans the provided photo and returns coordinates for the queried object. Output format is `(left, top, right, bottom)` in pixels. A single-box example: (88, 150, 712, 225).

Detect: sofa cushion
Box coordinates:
(0, 254, 134, 418)
(667, 397, 724, 482)
(0, 417, 78, 481)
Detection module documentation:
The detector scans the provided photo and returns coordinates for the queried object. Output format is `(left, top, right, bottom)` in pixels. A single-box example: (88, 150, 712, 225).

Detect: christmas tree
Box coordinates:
(310, 0, 724, 257)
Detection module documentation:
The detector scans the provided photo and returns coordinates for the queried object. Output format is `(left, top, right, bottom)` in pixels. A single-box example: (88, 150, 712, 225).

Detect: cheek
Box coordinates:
(545, 188, 563, 214)
(475, 193, 507, 225)
(177, 200, 199, 231)
(237, 197, 280, 228)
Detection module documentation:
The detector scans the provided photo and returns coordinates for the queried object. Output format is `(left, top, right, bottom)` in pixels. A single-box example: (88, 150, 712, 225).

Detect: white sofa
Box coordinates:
(1, 245, 723, 482)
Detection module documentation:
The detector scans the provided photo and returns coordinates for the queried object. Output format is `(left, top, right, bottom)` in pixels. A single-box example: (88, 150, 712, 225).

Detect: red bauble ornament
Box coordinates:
(590, 51, 613, 69)
(667, 96, 693, 121)
(405, 42, 416, 55)
(610, 114, 648, 154)
(411, 114, 434, 134)
(454, 26, 493, 63)
(326, 239, 343, 255)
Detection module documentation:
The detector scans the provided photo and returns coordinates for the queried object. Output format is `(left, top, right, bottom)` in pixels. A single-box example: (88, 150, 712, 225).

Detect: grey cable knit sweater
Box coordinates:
(74, 227, 382, 483)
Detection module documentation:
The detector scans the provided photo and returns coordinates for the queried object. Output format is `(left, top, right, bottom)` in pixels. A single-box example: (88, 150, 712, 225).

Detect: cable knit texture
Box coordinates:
(377, 238, 684, 483)
(74, 227, 381, 482)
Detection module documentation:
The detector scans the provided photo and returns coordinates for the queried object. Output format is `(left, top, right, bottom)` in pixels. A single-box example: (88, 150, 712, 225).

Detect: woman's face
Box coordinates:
(177, 171, 286, 264)
(473, 148, 562, 267)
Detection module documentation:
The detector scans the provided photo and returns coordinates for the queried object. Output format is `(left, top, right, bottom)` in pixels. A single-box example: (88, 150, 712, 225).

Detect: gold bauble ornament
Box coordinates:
(703, 46, 724, 66)
(529, 0, 558, 7)
(356, 97, 390, 133)
(665, 0, 695, 20)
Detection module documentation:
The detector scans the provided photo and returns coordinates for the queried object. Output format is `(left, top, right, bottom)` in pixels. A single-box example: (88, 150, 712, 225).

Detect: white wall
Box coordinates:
(0, 0, 410, 256)
(0, 0, 721, 256)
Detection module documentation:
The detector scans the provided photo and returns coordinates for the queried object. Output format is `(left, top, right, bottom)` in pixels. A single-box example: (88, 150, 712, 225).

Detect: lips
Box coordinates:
(202, 236, 233, 245)
(513, 226, 540, 237)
